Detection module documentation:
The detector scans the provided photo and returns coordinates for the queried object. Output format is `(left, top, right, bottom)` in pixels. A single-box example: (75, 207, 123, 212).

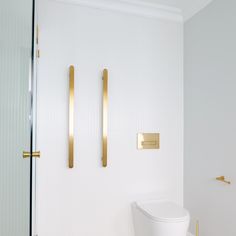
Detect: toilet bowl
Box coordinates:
(132, 200, 190, 236)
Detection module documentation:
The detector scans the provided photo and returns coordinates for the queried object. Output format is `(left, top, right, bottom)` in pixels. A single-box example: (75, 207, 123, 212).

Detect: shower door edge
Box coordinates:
(30, 0, 38, 235)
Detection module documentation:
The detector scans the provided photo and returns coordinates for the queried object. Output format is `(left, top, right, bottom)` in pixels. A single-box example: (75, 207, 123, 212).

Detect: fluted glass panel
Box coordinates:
(0, 0, 33, 235)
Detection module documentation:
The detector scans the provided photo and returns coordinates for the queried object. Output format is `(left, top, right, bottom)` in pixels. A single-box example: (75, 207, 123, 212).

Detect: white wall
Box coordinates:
(37, 1, 183, 235)
(184, 0, 236, 235)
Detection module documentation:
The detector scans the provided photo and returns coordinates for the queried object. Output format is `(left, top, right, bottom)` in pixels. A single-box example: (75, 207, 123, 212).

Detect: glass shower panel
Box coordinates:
(0, 0, 33, 235)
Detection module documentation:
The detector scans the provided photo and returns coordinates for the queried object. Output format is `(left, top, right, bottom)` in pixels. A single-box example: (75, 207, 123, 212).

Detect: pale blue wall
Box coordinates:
(0, 0, 32, 235)
(184, 1, 236, 235)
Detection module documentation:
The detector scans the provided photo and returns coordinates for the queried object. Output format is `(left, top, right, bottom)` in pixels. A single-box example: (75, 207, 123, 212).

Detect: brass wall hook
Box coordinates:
(216, 176, 231, 184)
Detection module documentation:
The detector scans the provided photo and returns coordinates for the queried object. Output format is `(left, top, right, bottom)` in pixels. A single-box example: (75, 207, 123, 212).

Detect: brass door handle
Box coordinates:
(23, 151, 40, 158)
(102, 69, 108, 167)
(216, 176, 231, 184)
(69, 65, 74, 168)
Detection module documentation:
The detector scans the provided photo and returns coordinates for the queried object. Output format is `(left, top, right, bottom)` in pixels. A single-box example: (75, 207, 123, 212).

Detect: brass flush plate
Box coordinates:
(137, 133, 160, 149)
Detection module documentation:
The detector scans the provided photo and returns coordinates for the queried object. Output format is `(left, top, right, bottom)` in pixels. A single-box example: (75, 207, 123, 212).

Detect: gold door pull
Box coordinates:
(23, 151, 40, 158)
(216, 176, 231, 184)
(69, 65, 74, 168)
(102, 69, 108, 167)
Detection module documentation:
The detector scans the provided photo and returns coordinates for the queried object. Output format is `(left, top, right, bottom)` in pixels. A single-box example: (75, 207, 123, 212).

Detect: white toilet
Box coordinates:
(132, 200, 190, 236)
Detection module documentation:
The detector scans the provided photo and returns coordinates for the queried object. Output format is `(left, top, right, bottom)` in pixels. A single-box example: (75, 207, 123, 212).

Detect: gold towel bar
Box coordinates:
(69, 65, 74, 168)
(102, 69, 108, 167)
(196, 220, 199, 236)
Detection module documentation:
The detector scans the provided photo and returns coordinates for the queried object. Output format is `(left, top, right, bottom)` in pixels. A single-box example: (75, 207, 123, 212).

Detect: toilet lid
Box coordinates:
(136, 201, 190, 223)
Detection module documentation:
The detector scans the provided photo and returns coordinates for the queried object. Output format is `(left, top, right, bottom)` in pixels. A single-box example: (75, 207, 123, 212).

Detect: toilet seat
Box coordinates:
(135, 201, 190, 223)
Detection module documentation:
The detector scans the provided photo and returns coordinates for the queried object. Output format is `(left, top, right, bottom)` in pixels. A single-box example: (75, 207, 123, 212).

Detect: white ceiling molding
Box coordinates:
(52, 0, 183, 22)
(184, 0, 213, 21)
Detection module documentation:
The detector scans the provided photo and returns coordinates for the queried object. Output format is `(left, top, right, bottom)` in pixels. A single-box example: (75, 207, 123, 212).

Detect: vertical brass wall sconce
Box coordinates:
(69, 65, 74, 168)
(102, 69, 108, 167)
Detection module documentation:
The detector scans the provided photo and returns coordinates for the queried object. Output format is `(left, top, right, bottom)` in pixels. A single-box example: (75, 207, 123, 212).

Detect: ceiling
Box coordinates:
(141, 0, 214, 21)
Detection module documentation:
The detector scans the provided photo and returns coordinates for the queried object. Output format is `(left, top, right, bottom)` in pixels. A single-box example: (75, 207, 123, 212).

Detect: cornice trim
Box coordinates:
(53, 0, 183, 22)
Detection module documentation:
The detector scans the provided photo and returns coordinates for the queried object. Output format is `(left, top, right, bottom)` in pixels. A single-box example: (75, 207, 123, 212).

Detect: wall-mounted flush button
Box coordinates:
(137, 133, 160, 149)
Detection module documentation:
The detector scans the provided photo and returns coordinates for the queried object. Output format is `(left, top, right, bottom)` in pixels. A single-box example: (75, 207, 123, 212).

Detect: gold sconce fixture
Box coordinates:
(216, 176, 231, 184)
(69, 65, 74, 168)
(102, 69, 108, 167)
(23, 151, 40, 158)
(137, 133, 160, 149)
